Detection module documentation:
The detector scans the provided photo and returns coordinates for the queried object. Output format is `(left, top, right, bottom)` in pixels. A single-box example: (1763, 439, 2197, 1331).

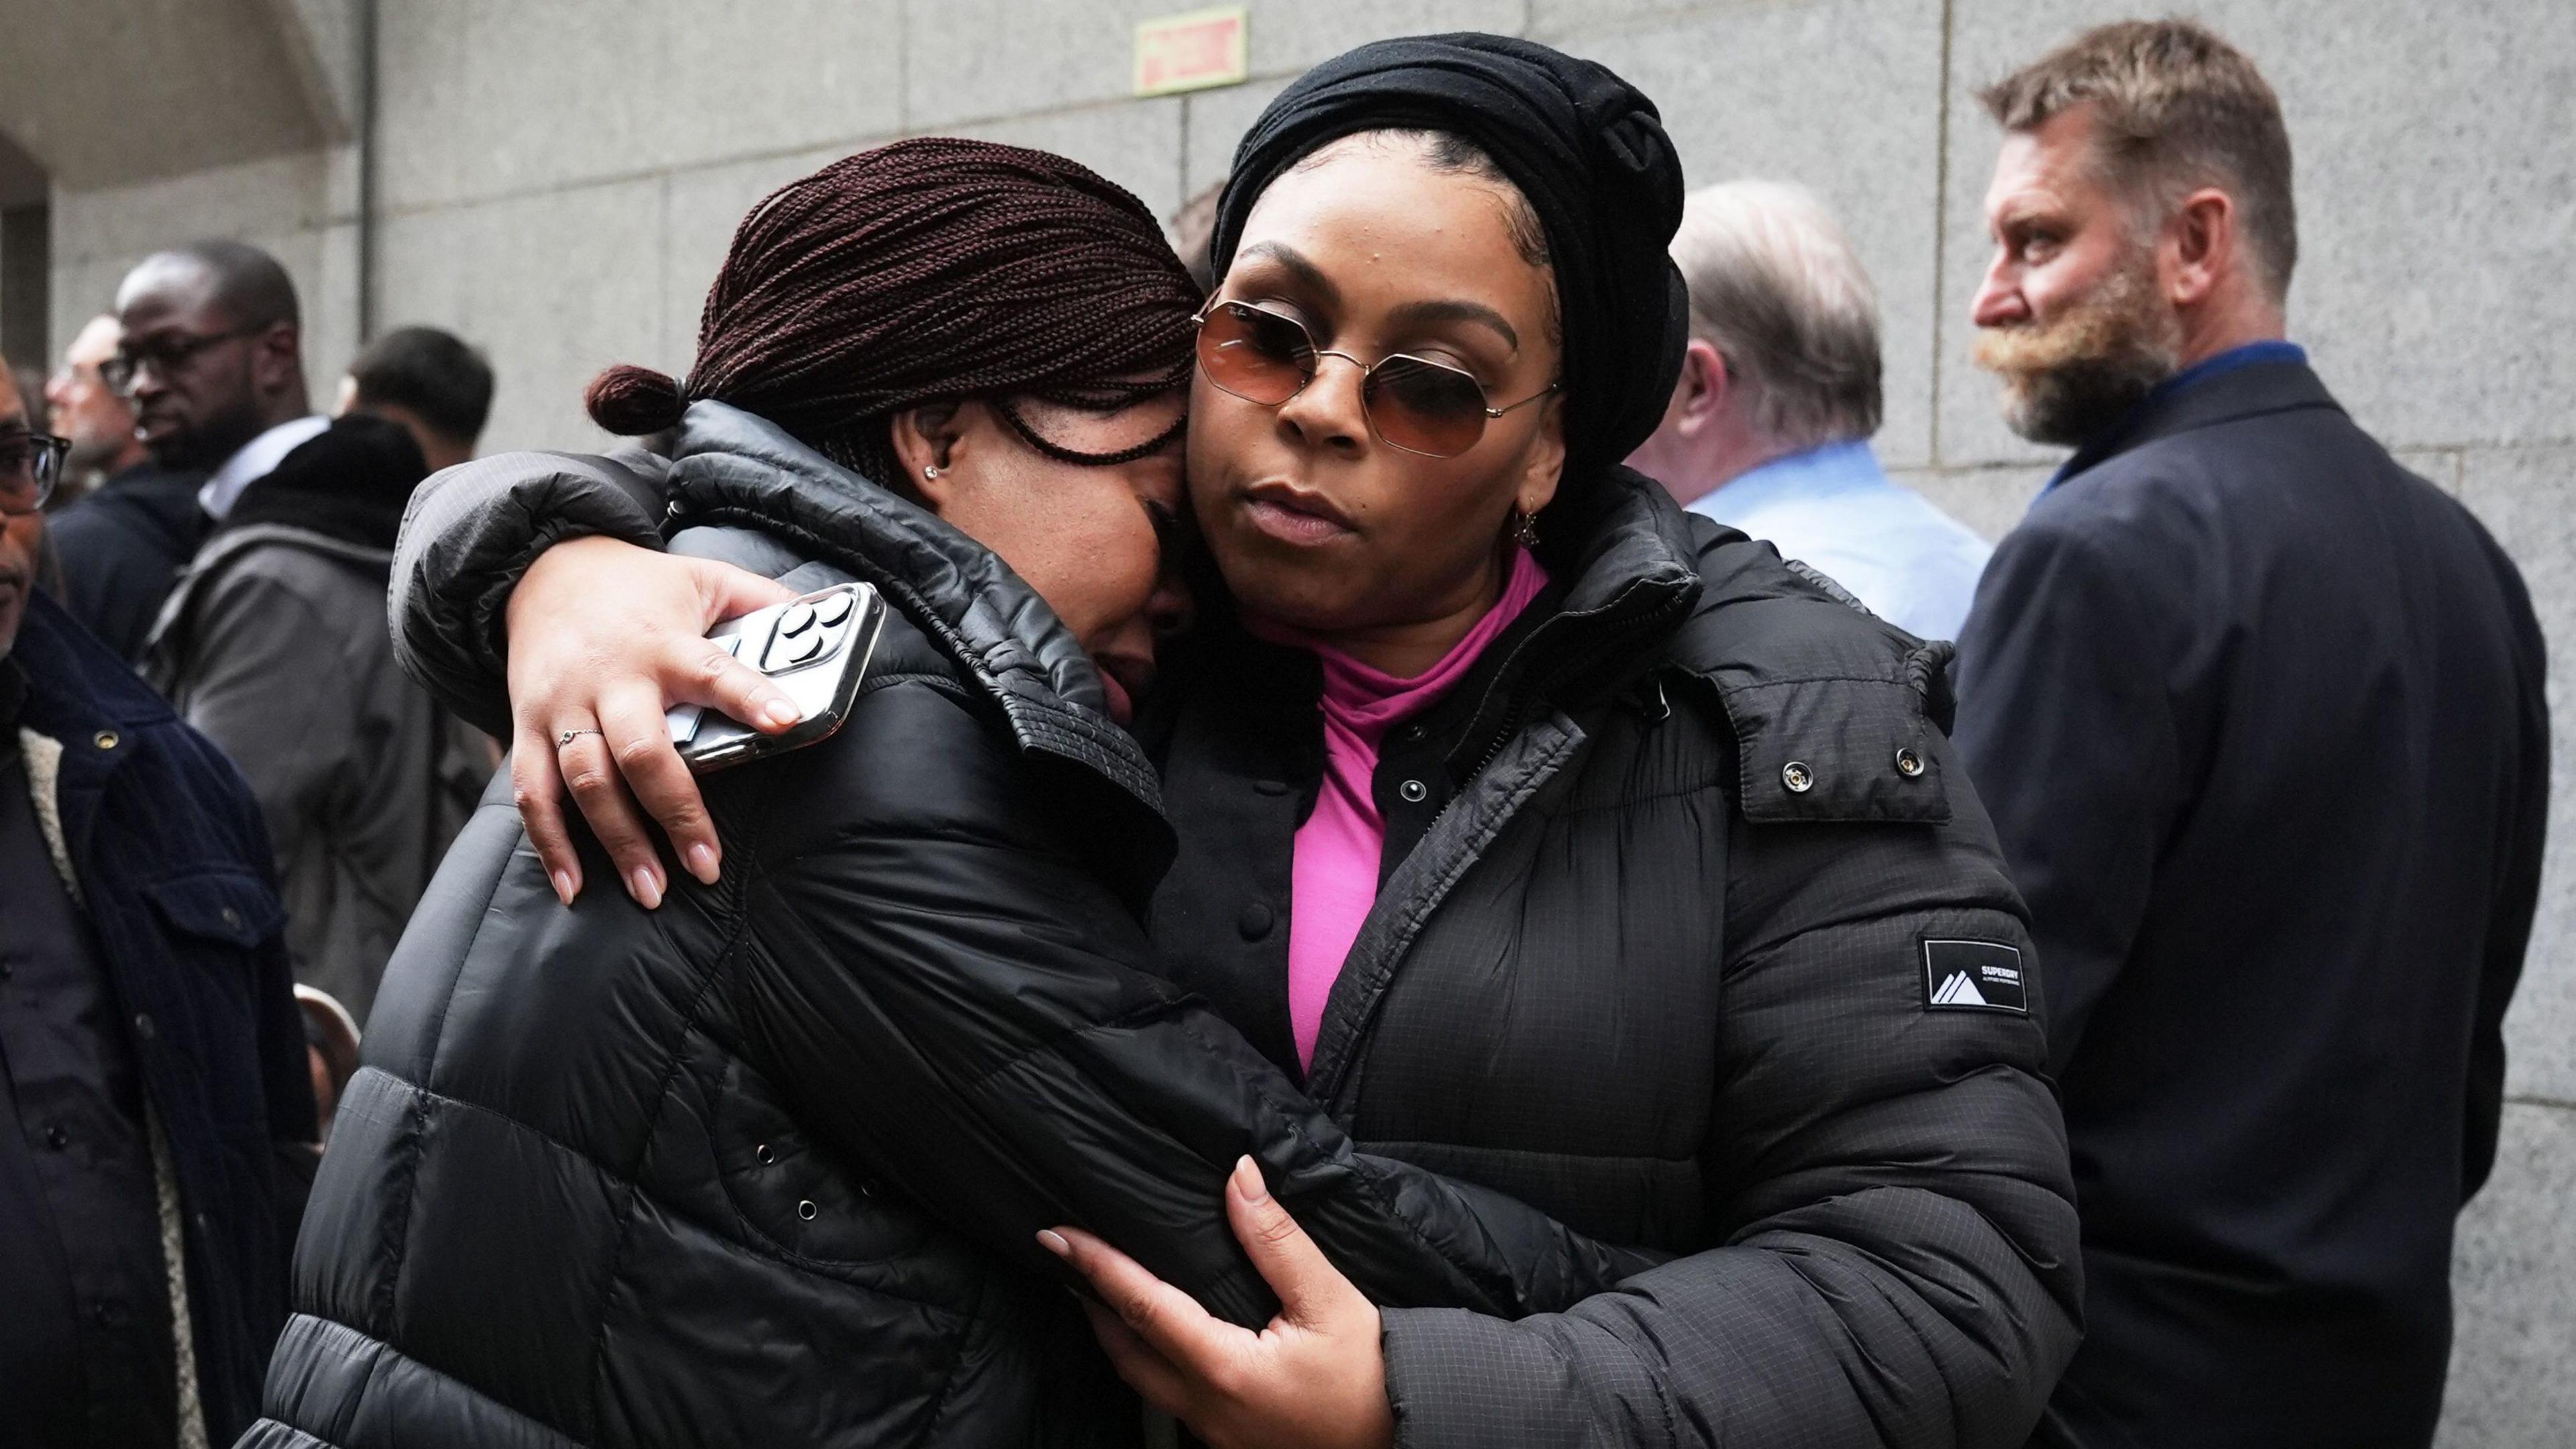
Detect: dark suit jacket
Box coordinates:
(1955, 358, 2547, 1449)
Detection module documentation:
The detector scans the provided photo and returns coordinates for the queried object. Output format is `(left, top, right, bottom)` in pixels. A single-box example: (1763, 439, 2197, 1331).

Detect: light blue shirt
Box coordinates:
(1685, 439, 1993, 643)
(199, 414, 328, 521)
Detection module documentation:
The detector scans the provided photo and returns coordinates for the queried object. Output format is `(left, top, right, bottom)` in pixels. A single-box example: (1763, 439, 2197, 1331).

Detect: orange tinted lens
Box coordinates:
(1364, 356, 1489, 457)
(1197, 303, 1313, 405)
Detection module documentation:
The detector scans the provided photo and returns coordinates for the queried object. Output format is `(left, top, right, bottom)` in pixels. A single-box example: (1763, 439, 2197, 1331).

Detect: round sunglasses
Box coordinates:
(1195, 300, 1558, 458)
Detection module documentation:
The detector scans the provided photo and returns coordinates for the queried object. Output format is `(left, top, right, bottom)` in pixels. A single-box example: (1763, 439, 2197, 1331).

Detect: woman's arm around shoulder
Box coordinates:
(390, 447, 676, 735)
(719, 675, 1661, 1334)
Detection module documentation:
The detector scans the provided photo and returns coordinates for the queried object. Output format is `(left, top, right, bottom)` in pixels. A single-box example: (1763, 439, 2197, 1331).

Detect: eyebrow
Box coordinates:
(1388, 298, 1519, 352)
(1236, 242, 1341, 309)
(1238, 242, 1521, 352)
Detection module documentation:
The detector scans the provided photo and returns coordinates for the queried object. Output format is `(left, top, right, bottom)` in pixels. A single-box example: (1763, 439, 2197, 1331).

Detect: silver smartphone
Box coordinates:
(663, 582, 889, 773)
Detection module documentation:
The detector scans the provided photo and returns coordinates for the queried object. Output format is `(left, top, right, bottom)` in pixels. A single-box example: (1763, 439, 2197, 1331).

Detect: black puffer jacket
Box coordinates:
(243, 404, 1652, 1449)
(1143, 466, 2084, 1446)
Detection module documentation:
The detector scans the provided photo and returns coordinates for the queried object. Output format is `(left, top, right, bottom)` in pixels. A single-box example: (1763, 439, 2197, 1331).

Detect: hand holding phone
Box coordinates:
(664, 583, 888, 772)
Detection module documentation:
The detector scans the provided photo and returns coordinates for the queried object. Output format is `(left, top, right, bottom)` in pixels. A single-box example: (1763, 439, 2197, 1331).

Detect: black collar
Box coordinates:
(2055, 358, 2343, 488)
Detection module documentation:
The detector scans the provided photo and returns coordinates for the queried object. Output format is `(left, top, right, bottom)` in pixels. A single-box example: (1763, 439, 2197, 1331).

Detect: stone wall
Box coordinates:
(42, 2, 2573, 1440)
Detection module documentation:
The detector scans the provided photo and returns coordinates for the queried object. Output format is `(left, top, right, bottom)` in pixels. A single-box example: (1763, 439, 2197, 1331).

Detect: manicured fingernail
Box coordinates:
(550, 870, 577, 906)
(1037, 1229, 1071, 1257)
(684, 842, 719, 884)
(761, 696, 800, 728)
(1232, 1156, 1268, 1203)
(629, 867, 663, 910)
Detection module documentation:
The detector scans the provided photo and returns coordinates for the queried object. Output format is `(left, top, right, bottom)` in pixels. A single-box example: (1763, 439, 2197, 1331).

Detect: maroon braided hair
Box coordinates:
(588, 138, 1200, 474)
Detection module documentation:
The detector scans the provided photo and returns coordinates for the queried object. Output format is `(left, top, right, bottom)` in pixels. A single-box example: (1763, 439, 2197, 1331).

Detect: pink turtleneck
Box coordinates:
(1262, 548, 1550, 1070)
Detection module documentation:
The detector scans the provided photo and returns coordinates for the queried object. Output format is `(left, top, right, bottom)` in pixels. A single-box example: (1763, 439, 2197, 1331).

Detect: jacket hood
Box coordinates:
(661, 400, 1165, 817)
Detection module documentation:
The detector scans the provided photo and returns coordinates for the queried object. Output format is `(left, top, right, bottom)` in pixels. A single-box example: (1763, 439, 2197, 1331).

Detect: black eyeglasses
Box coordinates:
(101, 325, 264, 396)
(0, 429, 73, 516)
(1194, 300, 1558, 458)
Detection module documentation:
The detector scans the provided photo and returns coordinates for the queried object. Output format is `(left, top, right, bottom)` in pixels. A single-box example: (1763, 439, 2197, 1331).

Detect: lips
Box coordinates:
(1237, 479, 1356, 546)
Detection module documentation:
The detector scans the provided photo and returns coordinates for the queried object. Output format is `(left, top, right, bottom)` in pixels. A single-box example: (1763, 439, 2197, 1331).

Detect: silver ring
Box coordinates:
(557, 728, 603, 748)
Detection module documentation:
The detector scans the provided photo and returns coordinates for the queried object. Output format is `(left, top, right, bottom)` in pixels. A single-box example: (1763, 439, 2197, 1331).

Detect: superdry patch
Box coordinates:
(1921, 938, 2029, 1015)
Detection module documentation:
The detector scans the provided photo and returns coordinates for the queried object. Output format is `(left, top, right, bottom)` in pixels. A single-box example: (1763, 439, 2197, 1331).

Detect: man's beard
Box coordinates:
(148, 395, 266, 472)
(1972, 250, 2182, 447)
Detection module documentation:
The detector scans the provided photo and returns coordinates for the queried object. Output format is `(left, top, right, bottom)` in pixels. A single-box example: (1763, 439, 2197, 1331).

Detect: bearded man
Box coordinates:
(1951, 21, 2546, 1449)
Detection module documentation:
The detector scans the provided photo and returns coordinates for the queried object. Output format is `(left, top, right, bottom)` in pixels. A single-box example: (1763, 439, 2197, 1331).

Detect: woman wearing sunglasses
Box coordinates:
(384, 38, 2079, 1449)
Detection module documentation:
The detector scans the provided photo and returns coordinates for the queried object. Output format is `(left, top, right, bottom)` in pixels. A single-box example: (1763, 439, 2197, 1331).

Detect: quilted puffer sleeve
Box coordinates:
(729, 678, 1663, 1331)
(1375, 682, 2082, 1449)
(388, 449, 672, 738)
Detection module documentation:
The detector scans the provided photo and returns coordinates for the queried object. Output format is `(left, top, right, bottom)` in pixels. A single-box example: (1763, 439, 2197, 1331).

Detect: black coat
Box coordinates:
(44, 462, 209, 663)
(1144, 468, 2082, 1448)
(1952, 358, 2548, 1449)
(244, 405, 1652, 1449)
(7, 591, 316, 1445)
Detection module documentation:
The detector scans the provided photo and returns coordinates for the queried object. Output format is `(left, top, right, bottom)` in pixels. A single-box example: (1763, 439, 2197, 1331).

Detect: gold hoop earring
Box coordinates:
(1510, 508, 1540, 550)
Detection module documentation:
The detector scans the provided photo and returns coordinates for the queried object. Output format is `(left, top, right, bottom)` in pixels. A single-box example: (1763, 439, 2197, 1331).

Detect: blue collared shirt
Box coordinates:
(1686, 439, 1994, 642)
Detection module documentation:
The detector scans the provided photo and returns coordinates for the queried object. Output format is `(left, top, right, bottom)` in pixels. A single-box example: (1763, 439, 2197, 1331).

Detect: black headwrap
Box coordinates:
(1212, 34, 1690, 477)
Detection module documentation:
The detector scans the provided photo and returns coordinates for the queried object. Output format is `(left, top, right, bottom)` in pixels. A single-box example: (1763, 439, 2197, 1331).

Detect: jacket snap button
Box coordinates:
(1237, 903, 1275, 941)
(755, 1144, 775, 1165)
(46, 1124, 70, 1149)
(796, 1199, 818, 1222)
(220, 906, 242, 928)
(133, 1012, 156, 1040)
(1781, 761, 1815, 793)
(93, 730, 119, 751)
(1398, 779, 1428, 803)
(1894, 748, 1925, 777)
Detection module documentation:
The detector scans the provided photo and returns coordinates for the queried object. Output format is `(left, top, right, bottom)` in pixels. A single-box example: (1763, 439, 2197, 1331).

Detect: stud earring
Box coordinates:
(922, 464, 942, 481)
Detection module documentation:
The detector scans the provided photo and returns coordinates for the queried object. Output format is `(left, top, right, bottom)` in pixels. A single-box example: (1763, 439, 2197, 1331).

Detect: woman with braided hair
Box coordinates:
(348, 35, 2079, 1449)
(246, 137, 1655, 1449)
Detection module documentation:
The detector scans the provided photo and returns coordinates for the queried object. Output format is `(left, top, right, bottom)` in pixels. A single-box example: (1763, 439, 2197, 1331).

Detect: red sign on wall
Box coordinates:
(1135, 7, 1248, 97)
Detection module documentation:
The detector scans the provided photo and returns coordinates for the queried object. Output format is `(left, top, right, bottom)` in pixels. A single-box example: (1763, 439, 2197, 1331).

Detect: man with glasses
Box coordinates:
(109, 240, 325, 527)
(125, 241, 484, 1028)
(43, 315, 211, 662)
(0, 353, 319, 1448)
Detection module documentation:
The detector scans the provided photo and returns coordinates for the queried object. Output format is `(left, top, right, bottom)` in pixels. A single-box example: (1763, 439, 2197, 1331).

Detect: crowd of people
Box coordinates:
(0, 15, 2546, 1449)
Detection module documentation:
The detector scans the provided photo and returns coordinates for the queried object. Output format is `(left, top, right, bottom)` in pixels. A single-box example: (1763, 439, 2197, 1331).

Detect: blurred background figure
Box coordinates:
(334, 324, 494, 474)
(1951, 21, 2546, 1449)
(1625, 181, 1990, 641)
(1, 347, 317, 1449)
(42, 315, 211, 662)
(146, 410, 480, 1026)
